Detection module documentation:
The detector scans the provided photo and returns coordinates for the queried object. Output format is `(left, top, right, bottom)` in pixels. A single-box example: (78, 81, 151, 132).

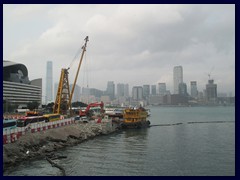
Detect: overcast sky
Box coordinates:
(3, 4, 235, 97)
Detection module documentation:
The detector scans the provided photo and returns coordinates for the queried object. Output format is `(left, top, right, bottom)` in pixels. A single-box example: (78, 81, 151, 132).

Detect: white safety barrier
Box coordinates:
(3, 118, 75, 144)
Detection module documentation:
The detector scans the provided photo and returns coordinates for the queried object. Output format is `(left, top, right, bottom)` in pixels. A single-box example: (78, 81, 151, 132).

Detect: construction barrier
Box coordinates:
(3, 118, 75, 144)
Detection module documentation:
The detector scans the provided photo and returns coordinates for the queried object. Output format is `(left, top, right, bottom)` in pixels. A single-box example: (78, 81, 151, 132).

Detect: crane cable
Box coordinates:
(68, 47, 82, 70)
(68, 38, 88, 84)
(68, 38, 87, 70)
(82, 50, 88, 89)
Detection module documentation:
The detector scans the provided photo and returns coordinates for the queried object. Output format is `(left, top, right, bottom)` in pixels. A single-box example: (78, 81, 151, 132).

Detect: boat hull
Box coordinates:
(121, 120, 150, 129)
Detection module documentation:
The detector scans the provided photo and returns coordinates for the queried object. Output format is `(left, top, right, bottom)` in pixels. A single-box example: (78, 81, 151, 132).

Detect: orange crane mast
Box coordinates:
(53, 36, 89, 115)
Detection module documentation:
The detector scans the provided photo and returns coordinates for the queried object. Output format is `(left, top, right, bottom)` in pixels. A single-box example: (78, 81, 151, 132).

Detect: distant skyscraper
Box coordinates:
(206, 79, 217, 103)
(151, 85, 157, 95)
(132, 86, 143, 100)
(89, 88, 104, 98)
(106, 81, 115, 100)
(124, 84, 129, 98)
(158, 83, 166, 95)
(143, 85, 150, 99)
(190, 81, 198, 98)
(46, 61, 53, 104)
(173, 66, 183, 94)
(70, 84, 81, 102)
(178, 82, 188, 96)
(117, 83, 125, 97)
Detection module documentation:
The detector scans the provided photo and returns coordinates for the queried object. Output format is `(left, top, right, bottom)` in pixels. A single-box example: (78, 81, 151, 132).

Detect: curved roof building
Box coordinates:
(3, 60, 30, 84)
(3, 60, 42, 111)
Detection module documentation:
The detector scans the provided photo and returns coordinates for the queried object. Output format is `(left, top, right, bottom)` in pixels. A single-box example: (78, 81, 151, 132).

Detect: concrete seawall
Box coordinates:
(3, 120, 120, 173)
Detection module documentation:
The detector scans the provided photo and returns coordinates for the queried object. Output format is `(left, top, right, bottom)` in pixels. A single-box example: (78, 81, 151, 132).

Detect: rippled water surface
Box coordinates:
(5, 106, 235, 176)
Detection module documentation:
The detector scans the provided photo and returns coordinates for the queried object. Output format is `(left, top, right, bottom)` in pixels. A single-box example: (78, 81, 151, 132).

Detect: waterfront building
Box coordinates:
(195, 91, 204, 104)
(143, 85, 150, 99)
(190, 81, 198, 98)
(151, 85, 157, 95)
(46, 61, 53, 104)
(132, 86, 143, 100)
(206, 79, 217, 103)
(3, 60, 42, 111)
(170, 94, 188, 105)
(158, 83, 167, 95)
(178, 82, 188, 96)
(165, 90, 171, 95)
(173, 66, 183, 94)
(149, 95, 164, 105)
(106, 81, 115, 100)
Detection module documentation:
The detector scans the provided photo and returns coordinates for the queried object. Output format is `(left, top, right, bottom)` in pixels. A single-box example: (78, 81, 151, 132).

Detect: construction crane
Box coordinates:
(207, 66, 214, 80)
(53, 36, 89, 115)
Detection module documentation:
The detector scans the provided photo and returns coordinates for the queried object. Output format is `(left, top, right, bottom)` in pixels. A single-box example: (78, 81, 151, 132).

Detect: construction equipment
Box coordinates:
(207, 66, 214, 80)
(53, 36, 89, 115)
(79, 102, 104, 117)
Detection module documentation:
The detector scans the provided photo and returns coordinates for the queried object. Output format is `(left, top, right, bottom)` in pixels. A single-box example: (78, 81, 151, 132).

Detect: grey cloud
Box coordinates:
(3, 4, 235, 95)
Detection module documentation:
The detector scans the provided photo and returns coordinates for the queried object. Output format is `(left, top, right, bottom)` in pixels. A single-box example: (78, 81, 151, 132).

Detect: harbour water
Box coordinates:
(5, 106, 235, 176)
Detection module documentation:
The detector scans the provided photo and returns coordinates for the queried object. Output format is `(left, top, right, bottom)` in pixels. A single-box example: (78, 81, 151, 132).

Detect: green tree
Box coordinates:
(27, 101, 39, 110)
(72, 101, 88, 107)
(46, 102, 54, 113)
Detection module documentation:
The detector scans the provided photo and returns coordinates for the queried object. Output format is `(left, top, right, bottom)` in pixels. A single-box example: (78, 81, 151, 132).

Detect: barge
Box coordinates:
(121, 107, 150, 129)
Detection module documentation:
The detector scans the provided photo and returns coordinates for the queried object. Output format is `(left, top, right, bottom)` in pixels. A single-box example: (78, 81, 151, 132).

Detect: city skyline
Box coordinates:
(49, 63, 233, 97)
(55, 73, 232, 99)
(3, 4, 235, 96)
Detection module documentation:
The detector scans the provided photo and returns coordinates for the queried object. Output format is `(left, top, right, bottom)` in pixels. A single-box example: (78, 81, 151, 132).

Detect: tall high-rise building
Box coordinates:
(70, 84, 81, 102)
(173, 66, 183, 94)
(132, 86, 143, 100)
(117, 83, 125, 97)
(206, 79, 217, 103)
(106, 81, 115, 100)
(158, 83, 166, 95)
(124, 84, 129, 98)
(89, 88, 104, 98)
(46, 61, 53, 103)
(190, 81, 198, 98)
(143, 85, 150, 99)
(178, 82, 188, 96)
(151, 85, 157, 95)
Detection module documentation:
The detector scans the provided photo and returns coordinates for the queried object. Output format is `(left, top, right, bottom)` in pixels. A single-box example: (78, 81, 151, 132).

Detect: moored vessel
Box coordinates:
(121, 107, 150, 129)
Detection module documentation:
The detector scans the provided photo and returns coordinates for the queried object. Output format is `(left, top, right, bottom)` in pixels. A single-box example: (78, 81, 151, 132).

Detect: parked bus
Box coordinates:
(43, 114, 61, 122)
(16, 116, 45, 127)
(3, 119, 17, 131)
(15, 109, 30, 113)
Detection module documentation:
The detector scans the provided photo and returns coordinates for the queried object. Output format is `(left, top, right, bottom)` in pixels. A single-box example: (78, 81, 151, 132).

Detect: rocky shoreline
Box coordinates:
(3, 121, 120, 174)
